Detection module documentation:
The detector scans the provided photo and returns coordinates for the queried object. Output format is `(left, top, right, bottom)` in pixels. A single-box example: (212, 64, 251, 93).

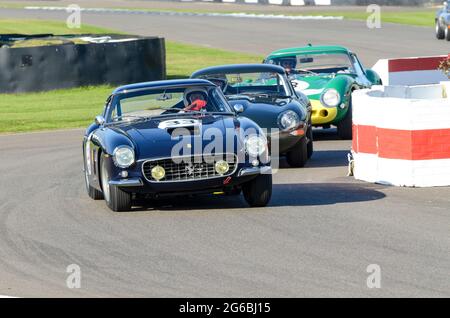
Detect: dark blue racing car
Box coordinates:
(83, 79, 272, 212)
(191, 64, 313, 167)
(436, 1, 450, 40)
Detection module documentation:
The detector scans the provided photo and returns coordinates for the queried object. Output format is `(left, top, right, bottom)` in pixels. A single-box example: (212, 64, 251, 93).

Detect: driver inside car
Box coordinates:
(207, 77, 228, 92)
(279, 57, 297, 75)
(183, 88, 208, 111)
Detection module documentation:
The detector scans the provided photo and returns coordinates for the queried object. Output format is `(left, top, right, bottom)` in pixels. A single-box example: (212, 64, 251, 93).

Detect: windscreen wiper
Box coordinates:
(294, 69, 318, 75)
(226, 94, 251, 101)
(108, 115, 150, 125)
(151, 110, 205, 119)
(245, 93, 289, 99)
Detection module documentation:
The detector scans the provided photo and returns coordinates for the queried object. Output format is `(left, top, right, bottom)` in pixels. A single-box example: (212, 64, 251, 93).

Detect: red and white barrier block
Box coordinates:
(352, 84, 450, 187)
(372, 55, 449, 86)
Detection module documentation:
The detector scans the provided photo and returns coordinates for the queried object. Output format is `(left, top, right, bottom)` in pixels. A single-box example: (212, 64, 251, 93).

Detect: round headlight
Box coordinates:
(113, 146, 135, 168)
(215, 160, 230, 175)
(245, 135, 267, 157)
(278, 110, 300, 131)
(151, 165, 166, 181)
(321, 88, 341, 107)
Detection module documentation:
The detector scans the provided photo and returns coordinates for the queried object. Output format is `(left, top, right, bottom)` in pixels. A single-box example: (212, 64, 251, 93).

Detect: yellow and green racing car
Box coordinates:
(265, 45, 381, 139)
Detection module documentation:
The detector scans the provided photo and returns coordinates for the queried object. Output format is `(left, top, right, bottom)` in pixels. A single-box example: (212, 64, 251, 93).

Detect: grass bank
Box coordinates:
(0, 20, 262, 133)
(0, 3, 437, 27)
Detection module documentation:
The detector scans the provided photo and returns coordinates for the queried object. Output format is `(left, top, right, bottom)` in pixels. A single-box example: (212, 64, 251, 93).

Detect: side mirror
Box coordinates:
(95, 115, 105, 126)
(233, 104, 244, 114)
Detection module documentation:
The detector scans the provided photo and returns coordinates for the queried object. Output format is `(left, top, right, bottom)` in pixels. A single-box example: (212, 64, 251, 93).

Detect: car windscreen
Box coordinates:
(110, 86, 232, 122)
(273, 53, 355, 75)
(197, 72, 290, 97)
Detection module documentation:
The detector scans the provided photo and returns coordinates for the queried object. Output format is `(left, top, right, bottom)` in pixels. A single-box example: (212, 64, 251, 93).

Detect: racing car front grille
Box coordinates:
(142, 154, 238, 182)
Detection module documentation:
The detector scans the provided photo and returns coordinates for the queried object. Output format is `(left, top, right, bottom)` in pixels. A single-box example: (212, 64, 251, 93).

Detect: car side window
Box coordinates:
(210, 88, 229, 112)
(350, 53, 369, 84)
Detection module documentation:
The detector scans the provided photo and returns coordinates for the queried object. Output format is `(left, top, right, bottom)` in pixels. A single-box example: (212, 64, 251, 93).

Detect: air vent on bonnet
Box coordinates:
(159, 118, 201, 136)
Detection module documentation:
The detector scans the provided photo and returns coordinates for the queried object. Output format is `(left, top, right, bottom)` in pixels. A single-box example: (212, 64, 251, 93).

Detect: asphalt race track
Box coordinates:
(0, 7, 450, 297)
(2, 7, 450, 66)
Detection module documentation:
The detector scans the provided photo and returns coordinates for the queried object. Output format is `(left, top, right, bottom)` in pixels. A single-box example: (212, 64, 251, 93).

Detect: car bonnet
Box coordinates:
(113, 115, 240, 160)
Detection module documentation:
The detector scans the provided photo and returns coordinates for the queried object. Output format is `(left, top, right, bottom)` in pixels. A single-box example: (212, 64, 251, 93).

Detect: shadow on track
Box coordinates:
(312, 127, 341, 141)
(270, 183, 385, 207)
(306, 150, 350, 168)
(277, 150, 350, 169)
(131, 182, 386, 212)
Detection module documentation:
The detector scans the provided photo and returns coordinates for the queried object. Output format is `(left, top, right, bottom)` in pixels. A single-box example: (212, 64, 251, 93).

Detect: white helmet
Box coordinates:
(183, 87, 209, 107)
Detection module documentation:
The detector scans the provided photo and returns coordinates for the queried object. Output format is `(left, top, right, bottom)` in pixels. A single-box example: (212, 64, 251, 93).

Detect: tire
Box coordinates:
(242, 174, 272, 207)
(83, 148, 103, 200)
(306, 126, 314, 159)
(436, 20, 445, 40)
(85, 168, 103, 200)
(337, 102, 353, 140)
(100, 155, 132, 212)
(445, 25, 450, 41)
(286, 137, 308, 168)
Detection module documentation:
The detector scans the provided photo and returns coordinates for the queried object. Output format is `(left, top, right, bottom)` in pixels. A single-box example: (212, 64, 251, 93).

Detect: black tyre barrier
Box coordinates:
(0, 34, 166, 93)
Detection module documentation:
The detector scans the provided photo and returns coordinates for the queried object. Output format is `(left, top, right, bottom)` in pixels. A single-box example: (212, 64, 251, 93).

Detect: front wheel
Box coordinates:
(84, 148, 103, 200)
(337, 104, 353, 140)
(242, 174, 272, 207)
(100, 155, 131, 212)
(85, 168, 103, 200)
(436, 20, 445, 39)
(286, 137, 308, 167)
(306, 126, 314, 159)
(445, 25, 450, 41)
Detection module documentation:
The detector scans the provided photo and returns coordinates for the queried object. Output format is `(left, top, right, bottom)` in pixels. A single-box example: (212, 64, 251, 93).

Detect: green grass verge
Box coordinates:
(0, 20, 262, 133)
(322, 10, 435, 27)
(0, 86, 112, 133)
(166, 41, 262, 79)
(0, 3, 437, 27)
(0, 19, 115, 34)
(128, 7, 436, 27)
(130, 8, 435, 27)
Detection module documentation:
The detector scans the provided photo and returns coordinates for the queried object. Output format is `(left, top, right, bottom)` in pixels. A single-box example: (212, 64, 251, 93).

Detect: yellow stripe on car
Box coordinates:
(310, 99, 338, 125)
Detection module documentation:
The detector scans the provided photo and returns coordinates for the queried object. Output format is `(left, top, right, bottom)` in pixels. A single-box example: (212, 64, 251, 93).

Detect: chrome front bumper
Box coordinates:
(109, 166, 271, 188)
(237, 166, 272, 177)
(109, 178, 143, 187)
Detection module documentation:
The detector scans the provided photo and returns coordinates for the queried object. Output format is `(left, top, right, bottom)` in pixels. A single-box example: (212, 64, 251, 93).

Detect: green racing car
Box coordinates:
(264, 45, 381, 139)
